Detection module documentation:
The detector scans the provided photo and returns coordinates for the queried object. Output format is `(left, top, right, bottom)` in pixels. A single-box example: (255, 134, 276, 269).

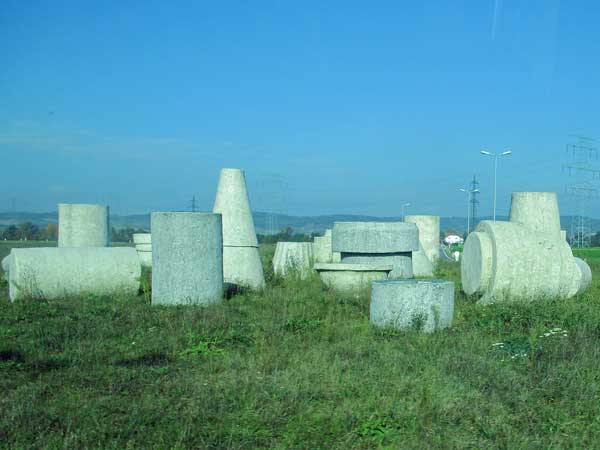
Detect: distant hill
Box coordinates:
(1, 211, 599, 236)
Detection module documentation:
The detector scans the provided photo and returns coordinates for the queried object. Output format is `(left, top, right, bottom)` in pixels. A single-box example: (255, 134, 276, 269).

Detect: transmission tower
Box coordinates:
(470, 175, 480, 228)
(563, 135, 600, 247)
(190, 195, 198, 212)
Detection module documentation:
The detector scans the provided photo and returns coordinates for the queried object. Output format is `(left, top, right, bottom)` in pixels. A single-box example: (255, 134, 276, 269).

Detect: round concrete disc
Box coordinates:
(461, 231, 493, 295)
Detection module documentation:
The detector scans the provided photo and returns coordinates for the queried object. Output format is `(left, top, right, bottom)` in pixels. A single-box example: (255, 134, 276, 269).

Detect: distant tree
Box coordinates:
(1, 225, 18, 240)
(591, 232, 600, 247)
(17, 222, 39, 240)
(38, 223, 58, 241)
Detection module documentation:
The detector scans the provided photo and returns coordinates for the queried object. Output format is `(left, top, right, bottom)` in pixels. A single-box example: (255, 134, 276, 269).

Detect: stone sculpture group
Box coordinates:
(0, 170, 593, 334)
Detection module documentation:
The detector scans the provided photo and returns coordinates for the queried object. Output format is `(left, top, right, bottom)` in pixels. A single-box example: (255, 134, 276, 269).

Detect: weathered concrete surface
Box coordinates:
(410, 242, 434, 277)
(273, 242, 314, 278)
(574, 257, 592, 295)
(314, 263, 392, 292)
(314, 230, 341, 263)
(462, 220, 583, 303)
(332, 222, 419, 253)
(340, 253, 413, 279)
(151, 212, 223, 306)
(1, 254, 11, 281)
(223, 246, 265, 289)
(212, 168, 265, 289)
(133, 233, 152, 268)
(8, 247, 140, 302)
(370, 279, 454, 333)
(58, 203, 110, 247)
(561, 230, 567, 241)
(509, 192, 562, 241)
(405, 215, 440, 264)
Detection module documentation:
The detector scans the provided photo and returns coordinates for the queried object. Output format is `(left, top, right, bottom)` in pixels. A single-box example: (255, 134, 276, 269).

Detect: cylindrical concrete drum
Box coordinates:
(370, 279, 454, 333)
(273, 242, 314, 278)
(8, 247, 140, 302)
(133, 233, 152, 268)
(462, 220, 581, 302)
(58, 203, 110, 247)
(509, 192, 562, 241)
(151, 212, 223, 306)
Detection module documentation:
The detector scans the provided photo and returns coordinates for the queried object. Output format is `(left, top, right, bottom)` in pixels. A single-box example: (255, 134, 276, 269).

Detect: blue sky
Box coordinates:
(1, 0, 599, 218)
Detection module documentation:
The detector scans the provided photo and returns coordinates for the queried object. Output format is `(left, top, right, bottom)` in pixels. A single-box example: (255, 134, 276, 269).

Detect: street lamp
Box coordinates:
(480, 150, 512, 221)
(459, 187, 480, 235)
(402, 202, 411, 221)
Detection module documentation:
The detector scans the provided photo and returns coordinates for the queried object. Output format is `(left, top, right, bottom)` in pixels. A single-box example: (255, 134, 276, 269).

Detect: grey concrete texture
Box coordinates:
(212, 168, 259, 247)
(1, 254, 11, 281)
(509, 192, 562, 241)
(332, 222, 419, 253)
(273, 242, 314, 278)
(133, 233, 151, 245)
(151, 212, 223, 306)
(370, 279, 454, 333)
(133, 234, 152, 268)
(58, 203, 110, 247)
(574, 257, 592, 294)
(410, 241, 435, 277)
(313, 229, 341, 264)
(462, 220, 583, 303)
(8, 247, 140, 302)
(223, 246, 265, 290)
(314, 262, 392, 292)
(404, 215, 440, 264)
(340, 252, 413, 279)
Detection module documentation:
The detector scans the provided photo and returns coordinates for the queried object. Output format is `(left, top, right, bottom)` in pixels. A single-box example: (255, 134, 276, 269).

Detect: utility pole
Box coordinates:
(480, 150, 512, 221)
(190, 196, 197, 212)
(460, 185, 480, 235)
(470, 175, 480, 229)
(563, 135, 600, 247)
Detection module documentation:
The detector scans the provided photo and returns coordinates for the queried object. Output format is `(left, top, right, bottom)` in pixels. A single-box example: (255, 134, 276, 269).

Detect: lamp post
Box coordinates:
(480, 150, 512, 221)
(459, 187, 480, 235)
(402, 202, 411, 221)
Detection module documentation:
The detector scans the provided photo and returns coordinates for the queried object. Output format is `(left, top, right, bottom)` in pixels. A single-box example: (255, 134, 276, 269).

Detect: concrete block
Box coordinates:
(405, 215, 439, 276)
(273, 242, 314, 278)
(58, 203, 110, 247)
(370, 279, 454, 333)
(314, 263, 392, 292)
(332, 222, 419, 253)
(133, 233, 151, 245)
(213, 168, 265, 289)
(8, 247, 140, 302)
(151, 212, 223, 306)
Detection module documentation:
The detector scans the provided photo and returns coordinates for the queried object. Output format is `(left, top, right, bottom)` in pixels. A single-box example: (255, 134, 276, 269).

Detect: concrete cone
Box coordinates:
(213, 168, 265, 289)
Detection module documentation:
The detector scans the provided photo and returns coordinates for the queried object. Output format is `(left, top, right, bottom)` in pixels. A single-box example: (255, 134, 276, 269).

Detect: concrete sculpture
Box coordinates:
(313, 229, 341, 263)
(273, 242, 314, 278)
(133, 233, 152, 268)
(314, 263, 392, 292)
(151, 212, 223, 306)
(462, 192, 591, 303)
(7, 247, 140, 302)
(213, 168, 265, 289)
(1, 255, 11, 281)
(332, 222, 419, 278)
(405, 215, 440, 277)
(370, 279, 454, 333)
(58, 203, 110, 247)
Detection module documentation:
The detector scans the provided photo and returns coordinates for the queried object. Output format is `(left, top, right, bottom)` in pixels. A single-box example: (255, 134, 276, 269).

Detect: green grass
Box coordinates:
(2, 243, 600, 448)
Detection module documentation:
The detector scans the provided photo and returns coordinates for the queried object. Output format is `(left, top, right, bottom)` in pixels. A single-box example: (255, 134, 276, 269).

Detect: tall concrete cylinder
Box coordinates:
(509, 192, 562, 241)
(8, 247, 140, 302)
(212, 168, 265, 289)
(151, 212, 223, 306)
(58, 203, 110, 247)
(404, 215, 440, 264)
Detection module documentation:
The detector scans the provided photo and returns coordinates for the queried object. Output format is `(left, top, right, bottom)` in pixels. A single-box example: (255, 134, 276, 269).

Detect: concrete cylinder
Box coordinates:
(370, 279, 454, 333)
(273, 242, 314, 278)
(314, 263, 392, 292)
(133, 233, 152, 269)
(213, 168, 265, 289)
(58, 203, 110, 247)
(340, 253, 413, 278)
(509, 192, 562, 241)
(151, 212, 223, 306)
(574, 257, 592, 295)
(462, 220, 581, 303)
(8, 247, 140, 302)
(404, 215, 440, 264)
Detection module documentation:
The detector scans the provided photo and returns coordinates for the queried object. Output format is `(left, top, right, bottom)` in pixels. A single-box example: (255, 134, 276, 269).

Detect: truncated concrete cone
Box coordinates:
(509, 192, 562, 241)
(212, 168, 265, 289)
(58, 203, 110, 247)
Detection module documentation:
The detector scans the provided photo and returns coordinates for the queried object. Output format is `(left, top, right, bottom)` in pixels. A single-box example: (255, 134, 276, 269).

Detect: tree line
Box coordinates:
(0, 223, 148, 243)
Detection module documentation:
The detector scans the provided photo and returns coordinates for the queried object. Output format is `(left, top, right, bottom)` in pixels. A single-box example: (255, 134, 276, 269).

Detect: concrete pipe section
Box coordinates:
(213, 168, 265, 290)
(333, 221, 419, 278)
(151, 212, 223, 306)
(133, 233, 152, 268)
(314, 263, 393, 293)
(405, 215, 440, 277)
(58, 203, 110, 247)
(462, 192, 591, 303)
(273, 242, 314, 278)
(7, 247, 140, 302)
(370, 279, 454, 333)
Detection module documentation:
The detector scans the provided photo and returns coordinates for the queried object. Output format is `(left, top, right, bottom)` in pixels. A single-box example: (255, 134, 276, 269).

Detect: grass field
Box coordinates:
(2, 242, 600, 449)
